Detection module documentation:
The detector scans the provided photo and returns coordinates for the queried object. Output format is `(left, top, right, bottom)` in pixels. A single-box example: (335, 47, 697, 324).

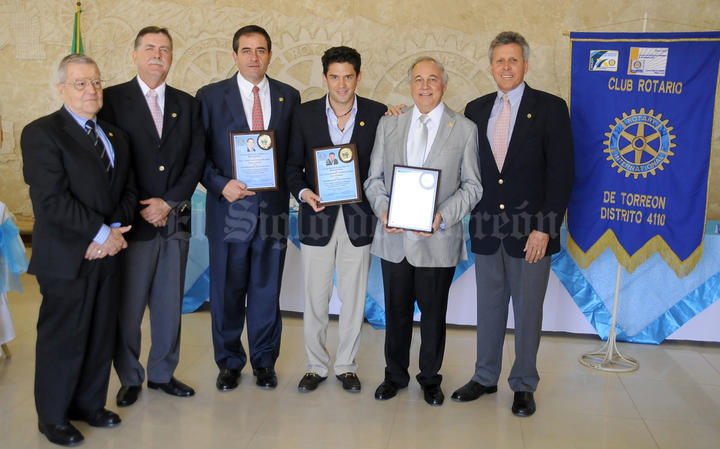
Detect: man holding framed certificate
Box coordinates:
(364, 57, 482, 406)
(197, 25, 300, 392)
(286, 46, 387, 394)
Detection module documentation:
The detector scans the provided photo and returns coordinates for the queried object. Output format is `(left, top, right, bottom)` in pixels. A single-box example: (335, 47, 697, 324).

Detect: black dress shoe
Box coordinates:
(511, 391, 536, 417)
(38, 422, 84, 446)
(374, 380, 399, 400)
(148, 377, 195, 397)
(216, 368, 241, 391)
(253, 367, 278, 389)
(297, 372, 327, 392)
(116, 385, 141, 407)
(450, 380, 498, 402)
(68, 408, 121, 428)
(336, 372, 361, 392)
(422, 384, 445, 406)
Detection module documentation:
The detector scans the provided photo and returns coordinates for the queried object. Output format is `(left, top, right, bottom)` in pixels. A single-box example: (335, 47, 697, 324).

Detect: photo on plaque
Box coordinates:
(387, 165, 441, 233)
(230, 130, 278, 191)
(312, 143, 362, 206)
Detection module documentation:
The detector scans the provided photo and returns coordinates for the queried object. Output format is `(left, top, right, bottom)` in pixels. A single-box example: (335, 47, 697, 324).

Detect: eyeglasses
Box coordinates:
(64, 79, 104, 90)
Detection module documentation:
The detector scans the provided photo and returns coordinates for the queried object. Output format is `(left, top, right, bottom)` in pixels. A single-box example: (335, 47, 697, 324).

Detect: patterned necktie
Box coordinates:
(85, 120, 112, 174)
(251, 85, 264, 131)
(146, 89, 163, 137)
(409, 114, 429, 166)
(492, 94, 511, 171)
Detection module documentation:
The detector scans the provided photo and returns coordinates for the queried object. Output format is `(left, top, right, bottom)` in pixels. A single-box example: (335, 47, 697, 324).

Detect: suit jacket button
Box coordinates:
(159, 165, 165, 172)
(499, 204, 505, 210)
(498, 179, 504, 184)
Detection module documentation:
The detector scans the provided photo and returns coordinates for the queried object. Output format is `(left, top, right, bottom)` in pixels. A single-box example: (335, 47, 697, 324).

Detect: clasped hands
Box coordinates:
(84, 225, 132, 260)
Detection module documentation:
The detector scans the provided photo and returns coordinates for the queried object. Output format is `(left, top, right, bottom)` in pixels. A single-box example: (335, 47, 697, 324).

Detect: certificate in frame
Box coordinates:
(387, 164, 441, 233)
(312, 143, 362, 206)
(230, 130, 278, 191)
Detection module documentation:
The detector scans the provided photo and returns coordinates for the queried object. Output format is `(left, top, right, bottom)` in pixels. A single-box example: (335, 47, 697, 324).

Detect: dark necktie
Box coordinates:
(85, 120, 112, 174)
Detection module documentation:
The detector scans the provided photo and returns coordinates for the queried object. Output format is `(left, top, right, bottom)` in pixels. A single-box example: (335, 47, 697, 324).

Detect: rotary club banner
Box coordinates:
(566, 31, 720, 278)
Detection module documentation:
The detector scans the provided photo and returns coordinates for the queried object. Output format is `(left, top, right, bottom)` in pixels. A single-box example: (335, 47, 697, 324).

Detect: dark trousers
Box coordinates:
(114, 236, 189, 386)
(473, 248, 551, 392)
(35, 258, 119, 425)
(208, 233, 286, 371)
(380, 258, 455, 388)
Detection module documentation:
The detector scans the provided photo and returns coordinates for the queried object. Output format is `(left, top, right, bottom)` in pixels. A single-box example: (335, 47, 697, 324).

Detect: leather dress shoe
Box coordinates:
(374, 380, 399, 400)
(336, 372, 361, 392)
(422, 384, 445, 406)
(216, 368, 241, 391)
(451, 380, 498, 402)
(148, 377, 195, 397)
(38, 422, 84, 446)
(297, 372, 327, 392)
(116, 385, 141, 407)
(512, 391, 536, 417)
(253, 367, 278, 389)
(68, 408, 121, 428)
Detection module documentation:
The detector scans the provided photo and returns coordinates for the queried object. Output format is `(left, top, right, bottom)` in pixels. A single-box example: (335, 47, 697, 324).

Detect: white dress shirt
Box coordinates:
(136, 76, 166, 114)
(407, 102, 444, 166)
(236, 73, 271, 129)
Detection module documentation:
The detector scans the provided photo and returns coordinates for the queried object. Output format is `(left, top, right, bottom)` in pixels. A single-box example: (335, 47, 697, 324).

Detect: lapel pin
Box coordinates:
(279, 97, 284, 102)
(360, 121, 365, 127)
(171, 112, 178, 118)
(527, 113, 532, 119)
(108, 132, 114, 137)
(448, 121, 454, 127)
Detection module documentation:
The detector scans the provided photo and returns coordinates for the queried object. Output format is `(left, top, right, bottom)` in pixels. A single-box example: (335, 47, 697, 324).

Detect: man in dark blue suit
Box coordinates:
(197, 25, 300, 391)
(451, 31, 574, 417)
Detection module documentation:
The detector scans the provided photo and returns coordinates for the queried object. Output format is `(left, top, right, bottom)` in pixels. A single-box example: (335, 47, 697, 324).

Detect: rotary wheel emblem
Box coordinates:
(603, 108, 676, 178)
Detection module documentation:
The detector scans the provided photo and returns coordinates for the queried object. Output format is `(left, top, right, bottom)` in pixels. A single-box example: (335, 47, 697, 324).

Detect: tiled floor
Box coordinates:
(2, 270, 720, 449)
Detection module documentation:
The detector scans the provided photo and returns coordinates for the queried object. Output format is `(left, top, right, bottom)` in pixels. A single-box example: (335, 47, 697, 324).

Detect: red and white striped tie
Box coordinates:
(251, 85, 264, 130)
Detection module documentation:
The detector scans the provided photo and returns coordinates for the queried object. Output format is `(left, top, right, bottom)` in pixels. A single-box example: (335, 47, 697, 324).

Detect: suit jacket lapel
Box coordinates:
(350, 97, 371, 150)
(395, 110, 412, 166)
(225, 74, 249, 131)
(503, 84, 536, 172)
(125, 78, 162, 143)
(423, 103, 455, 168)
(267, 77, 284, 131)
(313, 96, 332, 144)
(161, 87, 180, 143)
(59, 108, 111, 184)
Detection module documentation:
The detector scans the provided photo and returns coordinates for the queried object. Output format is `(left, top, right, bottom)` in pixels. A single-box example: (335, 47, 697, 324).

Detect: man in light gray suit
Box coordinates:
(364, 57, 482, 406)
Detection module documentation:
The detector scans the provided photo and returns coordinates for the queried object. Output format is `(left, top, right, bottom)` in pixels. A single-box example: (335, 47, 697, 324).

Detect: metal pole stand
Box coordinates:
(579, 262, 638, 372)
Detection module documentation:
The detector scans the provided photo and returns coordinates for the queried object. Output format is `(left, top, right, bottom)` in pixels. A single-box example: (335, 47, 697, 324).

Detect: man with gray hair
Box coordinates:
(100, 25, 205, 408)
(21, 53, 136, 445)
(451, 31, 574, 417)
(364, 56, 482, 406)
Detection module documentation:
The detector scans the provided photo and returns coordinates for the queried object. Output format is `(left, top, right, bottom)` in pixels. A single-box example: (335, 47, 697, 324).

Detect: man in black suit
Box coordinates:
(100, 26, 205, 407)
(451, 31, 574, 417)
(197, 25, 300, 391)
(286, 46, 386, 393)
(21, 54, 136, 446)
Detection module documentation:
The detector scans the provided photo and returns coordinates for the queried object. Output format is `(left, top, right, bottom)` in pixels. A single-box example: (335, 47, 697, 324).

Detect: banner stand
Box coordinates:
(579, 262, 638, 372)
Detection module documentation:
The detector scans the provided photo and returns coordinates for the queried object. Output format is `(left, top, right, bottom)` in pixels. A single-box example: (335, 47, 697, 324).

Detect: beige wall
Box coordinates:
(1, 0, 719, 224)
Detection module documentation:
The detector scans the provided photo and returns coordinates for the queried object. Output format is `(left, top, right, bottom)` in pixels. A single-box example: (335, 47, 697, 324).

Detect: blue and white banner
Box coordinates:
(567, 32, 720, 277)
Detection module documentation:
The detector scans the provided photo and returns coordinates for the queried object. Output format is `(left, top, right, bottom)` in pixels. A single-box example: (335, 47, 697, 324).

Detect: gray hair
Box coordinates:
(407, 56, 449, 84)
(488, 31, 530, 62)
(57, 53, 99, 83)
